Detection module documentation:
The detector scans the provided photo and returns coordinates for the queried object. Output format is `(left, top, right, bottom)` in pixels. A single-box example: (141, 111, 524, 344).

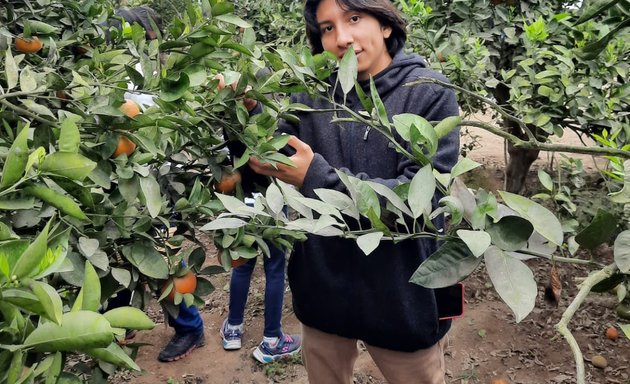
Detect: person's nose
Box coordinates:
(335, 25, 354, 49)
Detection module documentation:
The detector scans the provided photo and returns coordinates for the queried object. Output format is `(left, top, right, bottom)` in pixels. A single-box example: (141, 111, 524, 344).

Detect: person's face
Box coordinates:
(316, 0, 393, 81)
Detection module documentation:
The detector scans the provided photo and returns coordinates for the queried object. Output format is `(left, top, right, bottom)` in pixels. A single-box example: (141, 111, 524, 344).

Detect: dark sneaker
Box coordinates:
(220, 319, 243, 350)
(158, 331, 205, 362)
(253, 334, 301, 364)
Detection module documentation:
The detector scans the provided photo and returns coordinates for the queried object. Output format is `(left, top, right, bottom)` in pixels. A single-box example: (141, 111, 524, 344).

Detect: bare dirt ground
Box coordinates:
(111, 123, 629, 384)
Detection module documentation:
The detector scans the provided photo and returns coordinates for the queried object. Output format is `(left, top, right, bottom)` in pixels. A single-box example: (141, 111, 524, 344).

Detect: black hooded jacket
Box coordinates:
(274, 50, 461, 352)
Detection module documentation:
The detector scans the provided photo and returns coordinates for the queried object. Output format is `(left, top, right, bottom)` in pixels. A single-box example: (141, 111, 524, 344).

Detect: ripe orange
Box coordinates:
(214, 169, 242, 194)
(112, 135, 136, 158)
(120, 99, 141, 118)
(606, 326, 619, 341)
(15, 36, 43, 54)
(161, 270, 197, 302)
(490, 379, 508, 384)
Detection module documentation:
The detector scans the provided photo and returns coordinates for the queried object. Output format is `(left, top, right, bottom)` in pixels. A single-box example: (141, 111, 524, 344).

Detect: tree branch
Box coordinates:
(555, 262, 618, 384)
(463, 120, 630, 158)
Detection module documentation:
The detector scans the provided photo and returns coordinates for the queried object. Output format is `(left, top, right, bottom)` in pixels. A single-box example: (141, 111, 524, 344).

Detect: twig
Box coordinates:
(408, 77, 537, 141)
(0, 99, 57, 126)
(555, 262, 618, 384)
(462, 120, 630, 158)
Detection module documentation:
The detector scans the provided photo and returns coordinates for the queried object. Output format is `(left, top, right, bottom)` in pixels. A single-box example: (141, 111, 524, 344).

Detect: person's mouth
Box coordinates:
(338, 50, 363, 60)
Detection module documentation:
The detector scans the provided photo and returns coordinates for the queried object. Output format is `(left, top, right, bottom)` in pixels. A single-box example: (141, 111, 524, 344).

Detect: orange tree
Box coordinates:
(1, 0, 629, 383)
(399, 0, 629, 194)
(0, 0, 334, 380)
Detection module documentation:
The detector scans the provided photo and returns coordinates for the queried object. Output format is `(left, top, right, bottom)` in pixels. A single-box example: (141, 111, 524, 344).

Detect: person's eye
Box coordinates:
(349, 15, 360, 23)
(321, 25, 333, 33)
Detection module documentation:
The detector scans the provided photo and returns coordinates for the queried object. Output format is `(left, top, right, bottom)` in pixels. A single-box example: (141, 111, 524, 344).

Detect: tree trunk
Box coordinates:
(505, 120, 540, 194)
(493, 83, 542, 194)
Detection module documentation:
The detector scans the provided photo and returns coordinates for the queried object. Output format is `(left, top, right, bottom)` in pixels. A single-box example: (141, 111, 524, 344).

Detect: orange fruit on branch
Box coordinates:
(112, 135, 136, 158)
(120, 99, 141, 118)
(15, 35, 43, 54)
(161, 270, 197, 302)
(214, 169, 242, 194)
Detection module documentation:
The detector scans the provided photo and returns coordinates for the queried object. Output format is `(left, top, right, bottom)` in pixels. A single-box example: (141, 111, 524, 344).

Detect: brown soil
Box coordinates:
(110, 124, 629, 384)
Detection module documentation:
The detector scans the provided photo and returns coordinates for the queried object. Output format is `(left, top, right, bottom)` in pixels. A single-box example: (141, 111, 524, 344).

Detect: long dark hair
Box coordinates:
(303, 0, 407, 57)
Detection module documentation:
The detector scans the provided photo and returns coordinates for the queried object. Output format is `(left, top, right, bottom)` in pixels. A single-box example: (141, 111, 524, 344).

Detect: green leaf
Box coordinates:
(355, 181, 381, 219)
(575, 209, 618, 250)
(58, 117, 81, 154)
(30, 280, 63, 325)
(124, 64, 144, 88)
(356, 232, 383, 256)
(78, 237, 99, 257)
(12, 219, 51, 279)
(365, 181, 413, 217)
(19, 66, 37, 92)
(183, 64, 207, 87)
(102, 307, 155, 330)
(40, 152, 97, 181)
(314, 188, 360, 221)
(574, 0, 622, 25)
(484, 246, 536, 323)
(409, 165, 435, 218)
(23, 311, 113, 352)
(84, 342, 140, 371)
(200, 218, 248, 231)
(74, 261, 101, 312)
(410, 239, 482, 288)
(21, 99, 55, 118)
(160, 72, 190, 102)
(433, 116, 461, 139)
(392, 114, 437, 155)
(451, 157, 481, 180)
(436, 196, 464, 226)
(456, 230, 491, 257)
(215, 14, 251, 28)
(338, 48, 357, 95)
(614, 230, 630, 273)
(24, 185, 87, 220)
(537, 169, 554, 191)
(44, 353, 62, 384)
(485, 215, 534, 251)
(121, 242, 169, 279)
(111, 268, 131, 288)
(610, 160, 630, 204)
(139, 175, 162, 218)
(5, 49, 18, 90)
(0, 125, 29, 190)
(370, 77, 390, 129)
(265, 183, 284, 216)
(499, 191, 563, 246)
(354, 80, 373, 112)
(28, 20, 58, 34)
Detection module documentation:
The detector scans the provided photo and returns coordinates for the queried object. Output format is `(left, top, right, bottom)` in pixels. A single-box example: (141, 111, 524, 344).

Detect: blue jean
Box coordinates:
(169, 259, 203, 334)
(227, 242, 286, 338)
(169, 301, 204, 334)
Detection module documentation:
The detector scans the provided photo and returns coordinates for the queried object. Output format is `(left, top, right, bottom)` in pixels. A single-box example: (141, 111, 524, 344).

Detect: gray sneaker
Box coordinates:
(220, 319, 243, 350)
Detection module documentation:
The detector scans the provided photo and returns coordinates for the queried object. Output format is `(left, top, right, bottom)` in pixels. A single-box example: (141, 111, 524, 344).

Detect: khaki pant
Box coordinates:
(301, 324, 447, 384)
